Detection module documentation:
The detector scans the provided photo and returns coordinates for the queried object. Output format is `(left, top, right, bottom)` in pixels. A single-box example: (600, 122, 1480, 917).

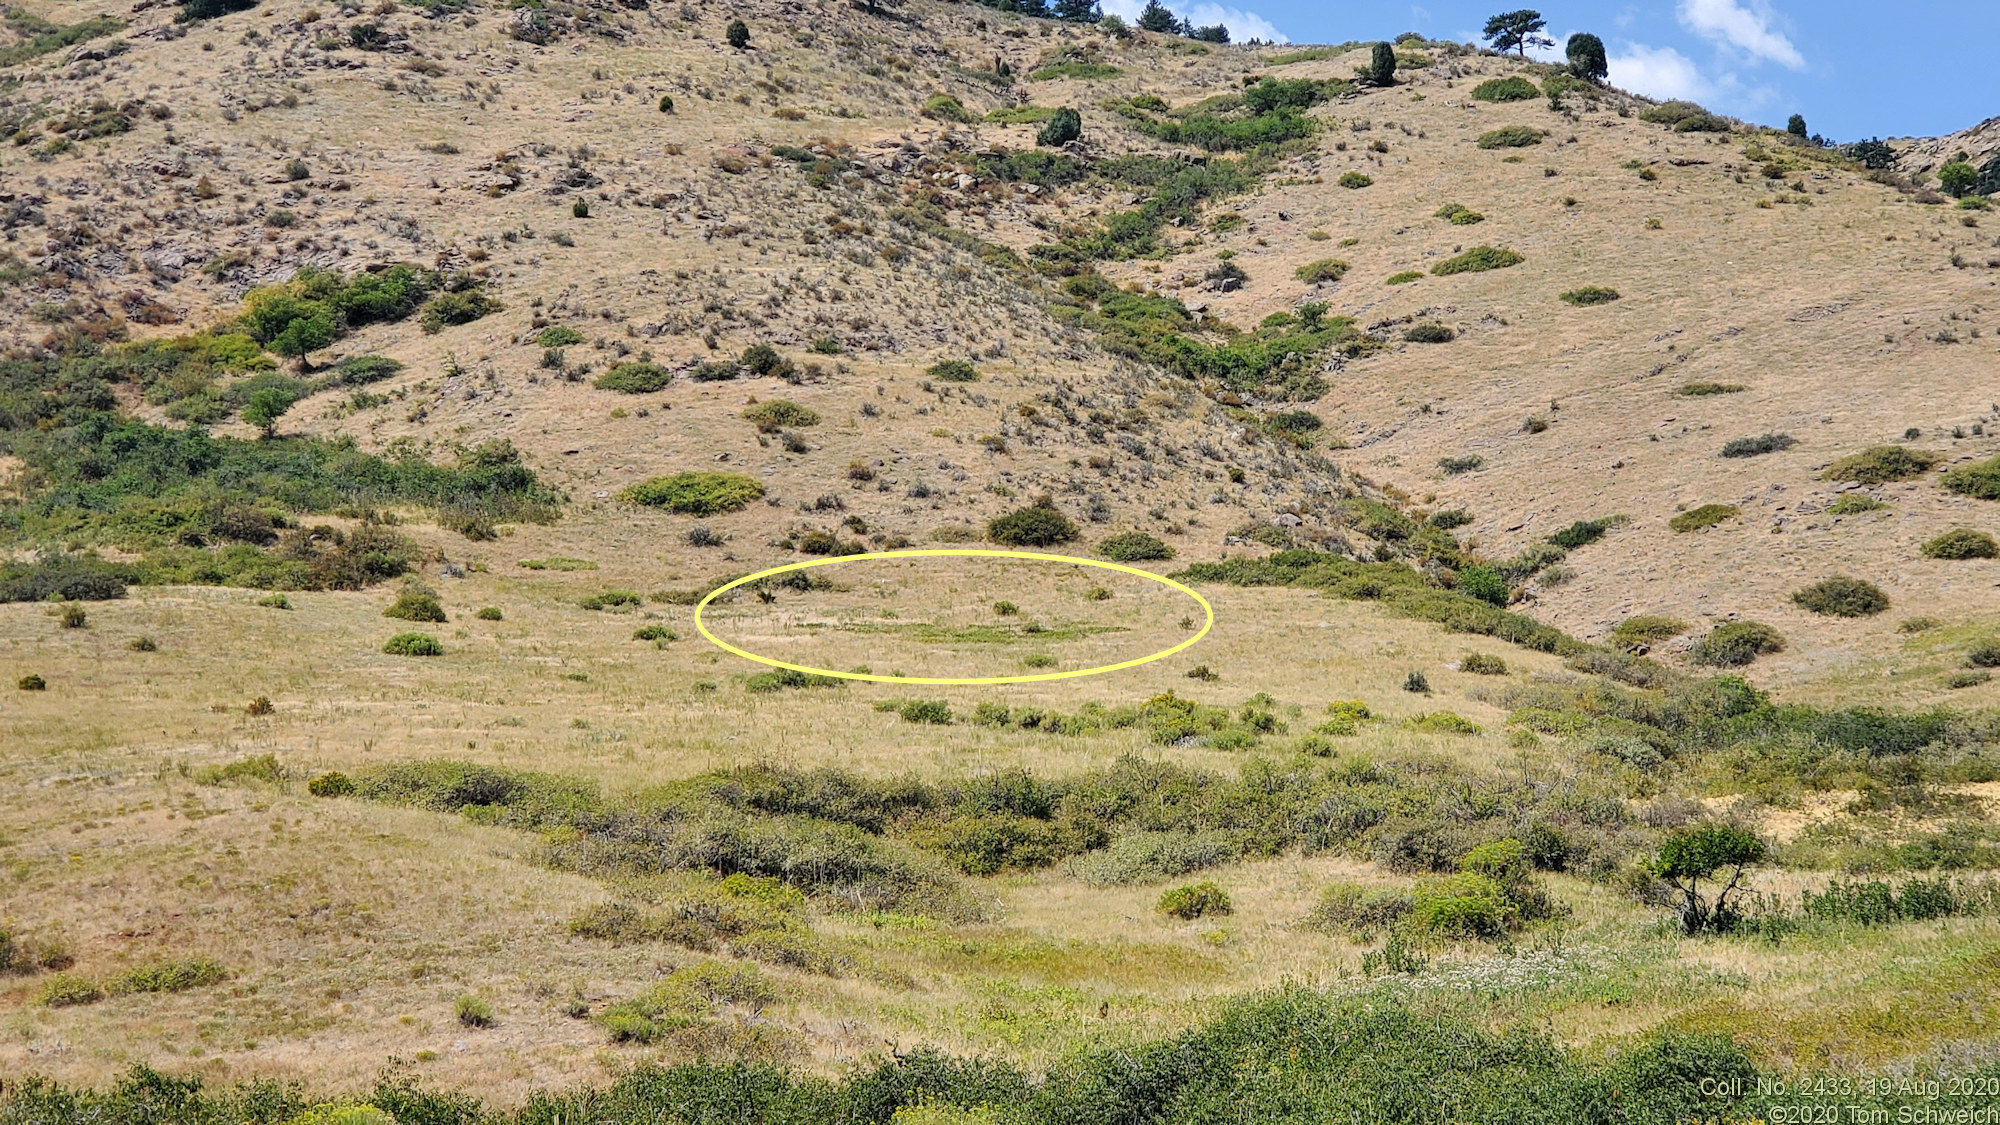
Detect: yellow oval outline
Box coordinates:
(692, 549, 1213, 685)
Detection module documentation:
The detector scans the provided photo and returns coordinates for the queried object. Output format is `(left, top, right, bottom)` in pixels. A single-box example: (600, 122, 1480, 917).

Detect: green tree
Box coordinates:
(1456, 565, 1507, 606)
(1650, 824, 1766, 934)
(1037, 106, 1082, 148)
(269, 308, 335, 370)
(1367, 41, 1396, 86)
(1565, 32, 1607, 81)
(1135, 0, 1178, 32)
(1939, 160, 1979, 197)
(1186, 22, 1227, 42)
(724, 19, 749, 48)
(241, 387, 296, 439)
(1482, 9, 1550, 56)
(1787, 113, 1808, 137)
(1052, 0, 1100, 22)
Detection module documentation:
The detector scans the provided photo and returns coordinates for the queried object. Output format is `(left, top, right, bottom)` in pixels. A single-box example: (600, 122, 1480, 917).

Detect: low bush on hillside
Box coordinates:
(1158, 881, 1231, 919)
(1470, 76, 1539, 102)
(1294, 258, 1350, 283)
(927, 359, 981, 383)
(1923, 529, 1998, 559)
(1434, 203, 1483, 225)
(1338, 172, 1373, 189)
(1100, 531, 1175, 561)
(1793, 577, 1889, 617)
(1386, 270, 1425, 285)
(1828, 494, 1887, 515)
(1821, 445, 1938, 484)
(109, 958, 225, 995)
(1669, 504, 1739, 533)
(1477, 126, 1544, 149)
(1720, 433, 1795, 458)
(1689, 621, 1784, 666)
(1460, 652, 1508, 675)
(1431, 246, 1523, 275)
(620, 472, 765, 514)
(594, 361, 675, 393)
(1611, 615, 1690, 648)
(1560, 287, 1620, 306)
(745, 669, 843, 692)
(1676, 381, 1745, 396)
(742, 400, 821, 432)
(989, 500, 1079, 546)
(383, 589, 446, 622)
(920, 94, 973, 123)
(382, 633, 443, 656)
(1405, 322, 1455, 343)
(1942, 455, 2000, 500)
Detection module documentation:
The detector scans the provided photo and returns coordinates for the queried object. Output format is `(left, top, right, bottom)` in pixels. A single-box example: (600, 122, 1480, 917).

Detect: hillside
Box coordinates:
(4, 0, 2000, 1114)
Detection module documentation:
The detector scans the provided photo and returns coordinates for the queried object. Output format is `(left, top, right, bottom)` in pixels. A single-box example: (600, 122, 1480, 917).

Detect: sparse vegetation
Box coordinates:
(1669, 504, 1739, 532)
(1676, 382, 1746, 396)
(1923, 529, 1998, 559)
(1689, 621, 1785, 666)
(1431, 246, 1524, 275)
(1822, 445, 1939, 484)
(382, 632, 444, 656)
(1470, 76, 1539, 102)
(1720, 433, 1796, 458)
(1477, 126, 1544, 149)
(621, 472, 765, 514)
(1560, 287, 1620, 306)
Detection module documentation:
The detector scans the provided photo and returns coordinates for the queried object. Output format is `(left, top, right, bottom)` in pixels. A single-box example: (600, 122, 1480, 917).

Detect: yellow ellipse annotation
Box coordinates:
(692, 549, 1213, 686)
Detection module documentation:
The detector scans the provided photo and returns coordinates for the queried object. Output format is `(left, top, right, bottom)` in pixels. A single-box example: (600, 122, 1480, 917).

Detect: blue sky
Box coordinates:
(1098, 0, 1996, 141)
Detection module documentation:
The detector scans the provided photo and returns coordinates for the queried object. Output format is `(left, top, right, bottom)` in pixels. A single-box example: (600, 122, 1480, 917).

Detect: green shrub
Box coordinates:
(110, 958, 225, 994)
(1410, 872, 1512, 937)
(1719, 433, 1795, 458)
(1404, 322, 1454, 343)
(1100, 531, 1174, 561)
(475, 606, 503, 620)
(580, 590, 642, 611)
(518, 556, 596, 571)
(39, 973, 102, 1007)
(1821, 445, 1938, 484)
(1640, 99, 1709, 126)
(455, 994, 495, 1028)
(1946, 670, 1992, 689)
(1610, 615, 1689, 647)
(1434, 203, 1483, 225)
(1476, 126, 1544, 149)
(1305, 882, 1413, 934)
(920, 94, 973, 123)
(59, 603, 87, 629)
(1036, 107, 1083, 148)
(1559, 287, 1619, 306)
(1438, 454, 1484, 475)
(745, 668, 842, 692)
(193, 754, 282, 786)
(633, 625, 677, 642)
(1470, 76, 1539, 102)
(900, 700, 954, 725)
(419, 285, 501, 333)
(1385, 270, 1425, 285)
(1828, 494, 1887, 516)
(989, 502, 1079, 546)
(1294, 258, 1350, 283)
(1676, 381, 1745, 396)
(621, 472, 765, 514)
(725, 18, 749, 48)
(1337, 172, 1373, 189)
(1669, 504, 1739, 532)
(1923, 529, 1999, 559)
(1689, 621, 1784, 667)
(1941, 455, 2000, 500)
(1459, 652, 1507, 675)
(17, 674, 46, 691)
(594, 361, 675, 393)
(382, 632, 444, 656)
(742, 400, 820, 431)
(537, 325, 585, 347)
(1431, 246, 1523, 275)
(308, 771, 356, 797)
(927, 359, 981, 383)
(1406, 711, 1480, 734)
(1968, 642, 2000, 669)
(129, 636, 158, 652)
(1069, 831, 1237, 886)
(383, 590, 446, 622)
(1793, 577, 1889, 617)
(1158, 880, 1232, 920)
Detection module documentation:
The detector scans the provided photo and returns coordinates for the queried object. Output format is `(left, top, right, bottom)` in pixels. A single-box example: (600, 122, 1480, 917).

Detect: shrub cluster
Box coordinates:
(1792, 577, 1889, 617)
(1669, 504, 1739, 533)
(1099, 531, 1175, 561)
(1923, 529, 1998, 559)
(620, 472, 765, 514)
(1719, 433, 1795, 458)
(1476, 126, 1544, 149)
(1821, 445, 1938, 484)
(1431, 246, 1523, 275)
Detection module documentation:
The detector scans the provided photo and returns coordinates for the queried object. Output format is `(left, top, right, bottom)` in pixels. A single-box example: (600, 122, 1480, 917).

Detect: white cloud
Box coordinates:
(1607, 43, 1713, 101)
(1098, 0, 1287, 43)
(1677, 0, 1804, 69)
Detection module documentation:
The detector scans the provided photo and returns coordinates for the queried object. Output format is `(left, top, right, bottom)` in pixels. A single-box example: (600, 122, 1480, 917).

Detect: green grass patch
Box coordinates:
(1471, 76, 1540, 102)
(620, 472, 765, 515)
(1941, 455, 2000, 500)
(1385, 271, 1425, 285)
(1560, 287, 1620, 306)
(1676, 381, 1745, 396)
(1821, 445, 1938, 485)
(1477, 126, 1544, 149)
(518, 557, 597, 571)
(1669, 504, 1739, 533)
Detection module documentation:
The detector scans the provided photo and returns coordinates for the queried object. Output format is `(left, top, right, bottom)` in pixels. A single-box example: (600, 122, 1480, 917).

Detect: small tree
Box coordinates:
(1482, 9, 1551, 56)
(1037, 106, 1082, 148)
(1052, 0, 1100, 22)
(1367, 41, 1396, 86)
(1186, 22, 1227, 42)
(1786, 113, 1808, 137)
(269, 308, 335, 371)
(1651, 824, 1765, 934)
(1939, 161, 1979, 197)
(1135, 0, 1178, 32)
(1565, 32, 1607, 81)
(724, 19, 749, 49)
(241, 387, 295, 439)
